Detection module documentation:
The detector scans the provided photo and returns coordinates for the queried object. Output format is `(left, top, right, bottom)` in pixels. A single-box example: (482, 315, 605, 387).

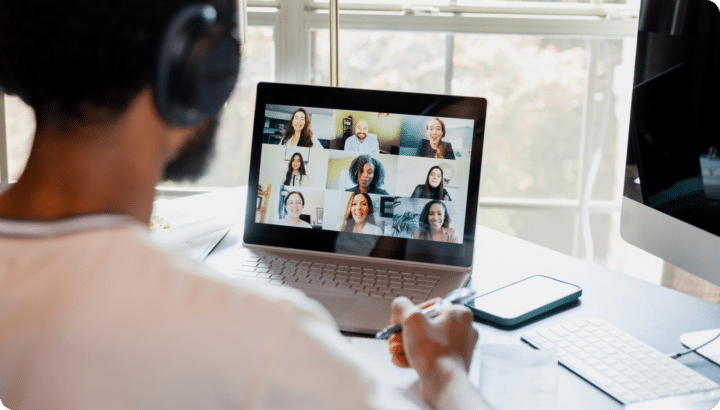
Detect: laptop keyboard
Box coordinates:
(232, 255, 439, 302)
(521, 317, 720, 408)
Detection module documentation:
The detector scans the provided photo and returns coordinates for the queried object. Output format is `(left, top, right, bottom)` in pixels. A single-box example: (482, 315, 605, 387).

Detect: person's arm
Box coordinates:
(410, 185, 423, 198)
(388, 297, 492, 409)
(446, 227, 459, 243)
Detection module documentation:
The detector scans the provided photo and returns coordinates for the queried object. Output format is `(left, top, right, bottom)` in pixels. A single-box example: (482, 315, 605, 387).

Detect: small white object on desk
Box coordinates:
(150, 189, 241, 261)
(479, 344, 558, 410)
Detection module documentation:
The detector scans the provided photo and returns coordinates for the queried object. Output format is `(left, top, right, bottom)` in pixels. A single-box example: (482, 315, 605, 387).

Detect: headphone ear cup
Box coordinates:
(155, 4, 240, 127)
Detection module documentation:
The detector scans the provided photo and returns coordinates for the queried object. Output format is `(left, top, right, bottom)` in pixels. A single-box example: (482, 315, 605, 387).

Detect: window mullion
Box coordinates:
(576, 38, 601, 261)
(277, 1, 311, 84)
(302, 12, 638, 37)
(444, 33, 454, 94)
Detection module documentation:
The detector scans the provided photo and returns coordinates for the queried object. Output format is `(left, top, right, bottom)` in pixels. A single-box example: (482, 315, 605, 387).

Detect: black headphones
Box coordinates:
(154, 0, 241, 127)
(0, 1, 241, 127)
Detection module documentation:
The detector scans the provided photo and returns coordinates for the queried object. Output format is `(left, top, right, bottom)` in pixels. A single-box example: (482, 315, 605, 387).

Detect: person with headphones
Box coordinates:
(0, 2, 487, 410)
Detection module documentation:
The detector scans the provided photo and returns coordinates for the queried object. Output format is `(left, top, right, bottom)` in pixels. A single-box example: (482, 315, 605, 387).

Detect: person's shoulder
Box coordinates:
(444, 142, 455, 158)
(311, 135, 324, 149)
(444, 227, 458, 242)
(344, 135, 357, 149)
(366, 224, 383, 235)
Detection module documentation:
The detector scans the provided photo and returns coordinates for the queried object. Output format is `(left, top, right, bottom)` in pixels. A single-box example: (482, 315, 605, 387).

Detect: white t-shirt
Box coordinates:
(279, 217, 313, 228)
(0, 214, 418, 410)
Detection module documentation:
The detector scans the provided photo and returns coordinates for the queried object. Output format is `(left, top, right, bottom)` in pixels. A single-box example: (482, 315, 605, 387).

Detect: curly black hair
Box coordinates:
(0, 1, 199, 126)
(348, 155, 385, 189)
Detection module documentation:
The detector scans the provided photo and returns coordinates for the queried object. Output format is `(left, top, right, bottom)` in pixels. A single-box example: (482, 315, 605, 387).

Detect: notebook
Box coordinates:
(240, 82, 487, 334)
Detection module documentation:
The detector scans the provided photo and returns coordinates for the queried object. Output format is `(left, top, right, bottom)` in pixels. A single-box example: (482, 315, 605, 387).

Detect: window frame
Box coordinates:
(1, 0, 642, 262)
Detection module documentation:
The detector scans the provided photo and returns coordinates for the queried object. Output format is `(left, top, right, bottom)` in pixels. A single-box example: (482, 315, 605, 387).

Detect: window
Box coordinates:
(1, 0, 663, 283)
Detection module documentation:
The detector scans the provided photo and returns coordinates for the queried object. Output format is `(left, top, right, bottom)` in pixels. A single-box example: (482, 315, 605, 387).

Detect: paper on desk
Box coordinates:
(347, 337, 432, 409)
(479, 344, 558, 410)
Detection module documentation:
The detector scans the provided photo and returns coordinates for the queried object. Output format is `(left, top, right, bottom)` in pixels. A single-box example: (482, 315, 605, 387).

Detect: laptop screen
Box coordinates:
(245, 83, 486, 268)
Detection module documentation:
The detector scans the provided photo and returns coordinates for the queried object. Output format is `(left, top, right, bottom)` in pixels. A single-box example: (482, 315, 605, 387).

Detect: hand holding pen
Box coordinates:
(375, 288, 479, 339)
(383, 290, 480, 405)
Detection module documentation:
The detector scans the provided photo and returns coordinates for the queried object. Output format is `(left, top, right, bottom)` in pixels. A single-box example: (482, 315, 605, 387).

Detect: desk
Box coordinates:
(195, 188, 720, 409)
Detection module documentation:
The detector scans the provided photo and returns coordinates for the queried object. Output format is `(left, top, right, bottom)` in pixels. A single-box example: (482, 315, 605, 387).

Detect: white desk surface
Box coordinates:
(170, 187, 720, 410)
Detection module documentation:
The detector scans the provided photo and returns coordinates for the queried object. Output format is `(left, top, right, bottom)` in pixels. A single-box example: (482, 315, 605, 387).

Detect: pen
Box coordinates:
(375, 288, 479, 340)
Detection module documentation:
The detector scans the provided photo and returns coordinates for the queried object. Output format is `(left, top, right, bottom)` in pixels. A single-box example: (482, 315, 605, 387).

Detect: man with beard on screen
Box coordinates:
(0, 1, 487, 409)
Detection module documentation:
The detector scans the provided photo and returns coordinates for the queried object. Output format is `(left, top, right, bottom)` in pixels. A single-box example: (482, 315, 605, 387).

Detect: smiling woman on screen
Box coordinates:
(415, 117, 455, 159)
(280, 108, 323, 148)
(337, 192, 383, 235)
(414, 200, 458, 243)
(280, 191, 313, 228)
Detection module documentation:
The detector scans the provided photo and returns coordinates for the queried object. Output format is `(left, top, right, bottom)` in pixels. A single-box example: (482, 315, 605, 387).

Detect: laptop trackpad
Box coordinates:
(310, 293, 357, 321)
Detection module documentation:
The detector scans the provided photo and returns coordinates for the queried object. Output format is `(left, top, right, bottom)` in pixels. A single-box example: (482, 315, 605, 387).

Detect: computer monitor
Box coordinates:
(621, 0, 720, 288)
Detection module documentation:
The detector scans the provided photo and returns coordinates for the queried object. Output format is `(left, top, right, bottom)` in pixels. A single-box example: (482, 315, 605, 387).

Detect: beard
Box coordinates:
(163, 119, 219, 182)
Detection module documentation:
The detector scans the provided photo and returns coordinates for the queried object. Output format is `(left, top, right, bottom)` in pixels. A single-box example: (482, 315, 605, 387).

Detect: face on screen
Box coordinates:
(292, 111, 306, 131)
(351, 194, 369, 224)
(426, 119, 444, 146)
(285, 193, 304, 218)
(358, 163, 375, 190)
(428, 168, 442, 188)
(355, 121, 368, 141)
(428, 203, 445, 230)
(291, 155, 302, 172)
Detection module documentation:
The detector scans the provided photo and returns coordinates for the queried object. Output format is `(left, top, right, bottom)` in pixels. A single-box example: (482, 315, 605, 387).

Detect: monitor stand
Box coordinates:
(680, 328, 720, 366)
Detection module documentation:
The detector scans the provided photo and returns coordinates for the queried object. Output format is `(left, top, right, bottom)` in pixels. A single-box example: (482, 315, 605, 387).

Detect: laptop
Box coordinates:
(240, 82, 487, 334)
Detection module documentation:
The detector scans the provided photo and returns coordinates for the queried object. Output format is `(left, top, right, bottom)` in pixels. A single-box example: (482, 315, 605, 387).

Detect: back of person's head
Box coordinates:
(0, 0, 239, 128)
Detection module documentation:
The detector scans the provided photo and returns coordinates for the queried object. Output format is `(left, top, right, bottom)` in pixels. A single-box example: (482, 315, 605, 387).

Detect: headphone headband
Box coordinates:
(154, 0, 241, 126)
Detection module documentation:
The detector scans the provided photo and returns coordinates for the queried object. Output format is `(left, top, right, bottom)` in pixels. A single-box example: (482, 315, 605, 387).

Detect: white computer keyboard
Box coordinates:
(233, 254, 439, 302)
(521, 317, 720, 409)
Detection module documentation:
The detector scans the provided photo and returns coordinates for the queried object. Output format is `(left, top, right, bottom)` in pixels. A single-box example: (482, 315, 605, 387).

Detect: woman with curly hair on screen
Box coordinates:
(346, 155, 389, 195)
(414, 200, 459, 243)
(336, 192, 383, 235)
(280, 108, 323, 148)
(410, 165, 451, 201)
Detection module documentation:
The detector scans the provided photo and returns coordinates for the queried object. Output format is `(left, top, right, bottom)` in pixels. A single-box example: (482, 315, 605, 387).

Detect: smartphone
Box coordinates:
(466, 275, 581, 326)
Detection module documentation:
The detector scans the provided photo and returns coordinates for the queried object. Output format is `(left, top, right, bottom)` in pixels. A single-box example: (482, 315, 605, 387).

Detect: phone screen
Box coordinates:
(469, 276, 580, 322)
